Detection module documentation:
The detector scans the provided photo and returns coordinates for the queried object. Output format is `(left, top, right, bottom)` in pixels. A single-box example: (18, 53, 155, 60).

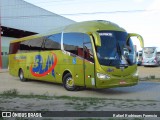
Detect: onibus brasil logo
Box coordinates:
(30, 52, 57, 77)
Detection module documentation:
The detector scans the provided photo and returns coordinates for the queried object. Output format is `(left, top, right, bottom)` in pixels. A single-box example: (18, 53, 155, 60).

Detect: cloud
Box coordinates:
(134, 0, 145, 3)
(147, 0, 160, 10)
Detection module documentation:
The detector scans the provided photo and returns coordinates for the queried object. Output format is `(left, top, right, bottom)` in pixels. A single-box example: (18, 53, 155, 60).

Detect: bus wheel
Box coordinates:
(63, 73, 77, 91)
(19, 69, 26, 82)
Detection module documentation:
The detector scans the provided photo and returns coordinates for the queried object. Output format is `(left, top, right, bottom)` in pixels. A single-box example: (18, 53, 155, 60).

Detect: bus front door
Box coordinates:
(83, 42, 96, 88)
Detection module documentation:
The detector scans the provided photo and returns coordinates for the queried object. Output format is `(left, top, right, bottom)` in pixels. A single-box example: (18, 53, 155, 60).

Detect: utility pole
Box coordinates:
(0, 4, 2, 69)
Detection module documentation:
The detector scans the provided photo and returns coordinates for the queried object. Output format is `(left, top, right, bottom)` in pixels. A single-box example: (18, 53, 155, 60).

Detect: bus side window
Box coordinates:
(28, 37, 44, 51)
(19, 40, 30, 53)
(18, 37, 44, 53)
(63, 33, 83, 58)
(83, 34, 94, 62)
(127, 38, 136, 64)
(84, 43, 94, 63)
(44, 33, 61, 50)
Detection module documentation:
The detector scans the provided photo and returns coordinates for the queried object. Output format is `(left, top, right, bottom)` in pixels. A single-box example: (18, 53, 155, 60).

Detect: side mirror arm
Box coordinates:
(91, 32, 101, 47)
(127, 33, 144, 48)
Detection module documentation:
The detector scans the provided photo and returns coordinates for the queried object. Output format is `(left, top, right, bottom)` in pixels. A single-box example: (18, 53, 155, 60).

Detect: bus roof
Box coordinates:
(10, 20, 126, 43)
(143, 47, 160, 52)
(63, 20, 126, 33)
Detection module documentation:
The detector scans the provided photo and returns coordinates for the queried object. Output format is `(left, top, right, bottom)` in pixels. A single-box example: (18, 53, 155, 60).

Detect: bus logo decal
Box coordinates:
(30, 52, 57, 77)
(72, 58, 76, 64)
(107, 68, 114, 72)
(14, 56, 26, 62)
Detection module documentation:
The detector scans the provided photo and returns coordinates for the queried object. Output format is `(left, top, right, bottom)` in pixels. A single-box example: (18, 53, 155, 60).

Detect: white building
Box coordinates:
(0, 0, 75, 68)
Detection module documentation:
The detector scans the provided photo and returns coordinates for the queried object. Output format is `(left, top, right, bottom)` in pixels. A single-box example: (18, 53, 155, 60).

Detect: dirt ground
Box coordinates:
(0, 95, 160, 120)
(0, 66, 160, 120)
(138, 66, 160, 78)
(1, 95, 160, 111)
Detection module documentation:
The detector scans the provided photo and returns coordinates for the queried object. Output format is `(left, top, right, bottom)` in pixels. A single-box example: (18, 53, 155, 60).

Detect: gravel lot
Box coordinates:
(0, 66, 160, 120)
(138, 66, 160, 78)
(0, 66, 160, 99)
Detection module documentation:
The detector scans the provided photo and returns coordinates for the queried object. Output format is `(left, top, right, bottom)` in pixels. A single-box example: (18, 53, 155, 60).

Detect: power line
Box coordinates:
(60, 9, 156, 16)
(1, 14, 60, 20)
(0, 0, 87, 7)
(0, 0, 119, 7)
(24, 0, 75, 4)
(1, 9, 159, 20)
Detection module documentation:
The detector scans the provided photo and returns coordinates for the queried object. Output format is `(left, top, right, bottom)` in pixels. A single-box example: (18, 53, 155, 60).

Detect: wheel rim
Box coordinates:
(66, 77, 74, 88)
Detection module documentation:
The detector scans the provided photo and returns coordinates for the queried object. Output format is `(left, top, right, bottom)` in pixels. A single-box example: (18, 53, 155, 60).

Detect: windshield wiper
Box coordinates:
(116, 43, 129, 68)
(108, 42, 121, 66)
(116, 42, 122, 61)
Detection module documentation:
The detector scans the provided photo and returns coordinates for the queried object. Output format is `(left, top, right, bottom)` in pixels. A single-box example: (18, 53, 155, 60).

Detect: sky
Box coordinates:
(24, 0, 160, 51)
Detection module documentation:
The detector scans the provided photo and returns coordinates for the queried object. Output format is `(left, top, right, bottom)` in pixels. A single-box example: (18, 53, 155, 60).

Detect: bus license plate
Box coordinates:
(120, 81, 126, 85)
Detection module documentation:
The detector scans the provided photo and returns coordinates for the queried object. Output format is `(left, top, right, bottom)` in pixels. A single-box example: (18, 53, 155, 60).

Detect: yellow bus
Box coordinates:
(9, 20, 144, 91)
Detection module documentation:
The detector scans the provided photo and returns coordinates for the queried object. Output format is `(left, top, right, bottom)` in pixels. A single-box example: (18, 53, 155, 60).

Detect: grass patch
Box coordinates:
(0, 91, 159, 103)
(139, 77, 160, 81)
(2, 89, 19, 96)
(1, 90, 52, 100)
(65, 102, 75, 105)
(19, 94, 52, 100)
(24, 93, 52, 100)
(54, 95, 73, 100)
(74, 103, 89, 110)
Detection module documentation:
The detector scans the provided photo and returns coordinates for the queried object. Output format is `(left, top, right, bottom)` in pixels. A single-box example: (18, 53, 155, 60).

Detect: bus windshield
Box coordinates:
(96, 31, 136, 66)
(143, 47, 156, 58)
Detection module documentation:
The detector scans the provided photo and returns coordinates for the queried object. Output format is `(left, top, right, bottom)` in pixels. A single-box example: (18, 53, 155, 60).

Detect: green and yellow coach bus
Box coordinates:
(9, 20, 144, 91)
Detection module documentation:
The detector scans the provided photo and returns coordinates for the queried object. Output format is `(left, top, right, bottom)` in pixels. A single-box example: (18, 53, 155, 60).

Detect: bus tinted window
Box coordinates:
(28, 37, 44, 51)
(9, 42, 20, 54)
(44, 33, 61, 50)
(19, 40, 30, 51)
(84, 34, 91, 43)
(84, 43, 94, 62)
(63, 33, 85, 57)
(19, 37, 44, 52)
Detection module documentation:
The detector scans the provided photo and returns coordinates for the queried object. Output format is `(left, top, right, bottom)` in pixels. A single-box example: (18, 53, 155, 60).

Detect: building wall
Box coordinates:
(0, 0, 75, 33)
(2, 37, 15, 53)
(0, 0, 75, 68)
(1, 37, 16, 68)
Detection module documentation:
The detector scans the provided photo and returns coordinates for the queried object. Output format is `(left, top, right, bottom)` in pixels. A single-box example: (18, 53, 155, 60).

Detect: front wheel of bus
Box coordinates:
(63, 73, 78, 91)
(19, 69, 26, 82)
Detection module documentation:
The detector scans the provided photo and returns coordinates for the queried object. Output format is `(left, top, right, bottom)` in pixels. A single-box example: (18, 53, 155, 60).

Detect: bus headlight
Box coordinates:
(97, 73, 110, 79)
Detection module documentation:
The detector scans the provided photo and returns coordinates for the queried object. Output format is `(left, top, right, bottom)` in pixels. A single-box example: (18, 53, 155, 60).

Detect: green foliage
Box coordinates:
(2, 89, 19, 96)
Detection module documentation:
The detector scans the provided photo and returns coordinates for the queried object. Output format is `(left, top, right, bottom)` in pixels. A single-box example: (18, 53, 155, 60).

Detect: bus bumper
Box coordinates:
(95, 76, 138, 89)
(142, 62, 159, 66)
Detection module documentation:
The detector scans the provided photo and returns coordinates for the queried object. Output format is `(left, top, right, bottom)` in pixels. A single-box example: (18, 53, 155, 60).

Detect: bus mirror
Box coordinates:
(127, 33, 144, 48)
(92, 32, 101, 46)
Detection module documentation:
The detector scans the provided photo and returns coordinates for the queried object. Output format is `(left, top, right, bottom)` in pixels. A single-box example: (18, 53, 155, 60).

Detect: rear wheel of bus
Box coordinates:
(63, 73, 78, 91)
(19, 69, 26, 82)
